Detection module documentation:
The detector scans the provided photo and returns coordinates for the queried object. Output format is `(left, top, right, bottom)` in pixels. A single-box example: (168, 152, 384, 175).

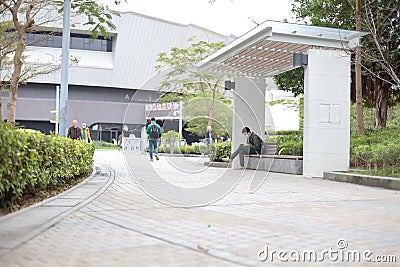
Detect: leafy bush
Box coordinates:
(350, 128, 400, 172)
(267, 130, 303, 156)
(0, 123, 95, 207)
(209, 142, 231, 162)
(161, 130, 182, 144)
(93, 140, 117, 149)
(148, 145, 208, 155)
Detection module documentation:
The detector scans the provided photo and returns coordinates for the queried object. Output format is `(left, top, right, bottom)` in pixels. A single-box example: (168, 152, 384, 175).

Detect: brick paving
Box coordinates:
(0, 151, 399, 266)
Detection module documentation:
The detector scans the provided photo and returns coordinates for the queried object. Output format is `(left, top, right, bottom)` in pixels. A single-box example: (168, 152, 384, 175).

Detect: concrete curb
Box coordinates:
(323, 171, 400, 191)
(0, 167, 96, 222)
(204, 161, 231, 168)
(0, 165, 115, 254)
(154, 153, 206, 158)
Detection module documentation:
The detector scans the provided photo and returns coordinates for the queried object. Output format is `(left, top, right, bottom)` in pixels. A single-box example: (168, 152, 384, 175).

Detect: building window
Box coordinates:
(25, 31, 112, 52)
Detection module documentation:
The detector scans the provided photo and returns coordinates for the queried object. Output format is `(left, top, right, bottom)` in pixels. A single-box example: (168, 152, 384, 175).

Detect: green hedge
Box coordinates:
(267, 131, 303, 156)
(209, 142, 232, 162)
(93, 140, 117, 150)
(161, 130, 182, 144)
(147, 145, 208, 155)
(350, 128, 400, 171)
(0, 123, 95, 206)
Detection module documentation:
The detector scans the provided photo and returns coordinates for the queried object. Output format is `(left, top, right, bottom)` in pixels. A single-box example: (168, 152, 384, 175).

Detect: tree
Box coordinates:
(183, 90, 232, 138)
(362, 0, 400, 128)
(273, 67, 304, 97)
(0, 9, 17, 121)
(355, 0, 364, 134)
(0, 0, 117, 126)
(155, 38, 227, 133)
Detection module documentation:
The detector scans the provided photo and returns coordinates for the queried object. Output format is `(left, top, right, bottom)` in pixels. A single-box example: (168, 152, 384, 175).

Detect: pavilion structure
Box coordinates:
(197, 21, 367, 177)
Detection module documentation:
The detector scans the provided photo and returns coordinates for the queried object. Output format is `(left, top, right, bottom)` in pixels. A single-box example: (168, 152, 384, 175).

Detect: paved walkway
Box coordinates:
(0, 151, 399, 266)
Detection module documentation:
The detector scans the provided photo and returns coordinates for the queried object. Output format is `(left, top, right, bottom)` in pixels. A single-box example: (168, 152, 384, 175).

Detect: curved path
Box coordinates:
(0, 151, 399, 266)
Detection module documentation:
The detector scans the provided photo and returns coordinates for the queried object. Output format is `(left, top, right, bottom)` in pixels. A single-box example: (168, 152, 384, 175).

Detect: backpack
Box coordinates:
(150, 124, 160, 139)
(254, 133, 266, 155)
(260, 138, 266, 155)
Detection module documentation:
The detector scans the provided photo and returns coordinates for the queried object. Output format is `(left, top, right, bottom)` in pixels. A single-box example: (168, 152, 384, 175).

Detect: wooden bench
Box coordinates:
(262, 142, 278, 155)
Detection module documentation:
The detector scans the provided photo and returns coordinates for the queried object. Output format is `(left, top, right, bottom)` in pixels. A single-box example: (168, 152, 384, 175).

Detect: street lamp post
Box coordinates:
(179, 101, 183, 141)
(59, 0, 71, 137)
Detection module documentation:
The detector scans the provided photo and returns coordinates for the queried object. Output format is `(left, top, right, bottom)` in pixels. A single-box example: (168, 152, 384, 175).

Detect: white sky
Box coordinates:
(104, 0, 296, 36)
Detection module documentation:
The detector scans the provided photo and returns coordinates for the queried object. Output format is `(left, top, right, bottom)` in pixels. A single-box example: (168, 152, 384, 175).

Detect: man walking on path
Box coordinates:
(67, 120, 82, 140)
(146, 118, 162, 161)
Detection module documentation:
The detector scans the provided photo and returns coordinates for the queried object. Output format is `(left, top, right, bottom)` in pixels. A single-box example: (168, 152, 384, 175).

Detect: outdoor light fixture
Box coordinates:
(225, 80, 235, 90)
(293, 52, 308, 67)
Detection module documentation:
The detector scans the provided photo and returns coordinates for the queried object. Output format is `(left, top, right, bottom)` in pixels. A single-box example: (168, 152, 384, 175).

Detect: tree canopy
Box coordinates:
(155, 38, 230, 137)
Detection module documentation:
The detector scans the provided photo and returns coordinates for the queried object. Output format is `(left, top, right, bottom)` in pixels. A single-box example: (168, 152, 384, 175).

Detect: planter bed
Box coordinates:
(246, 155, 303, 175)
(323, 171, 400, 191)
(204, 155, 303, 175)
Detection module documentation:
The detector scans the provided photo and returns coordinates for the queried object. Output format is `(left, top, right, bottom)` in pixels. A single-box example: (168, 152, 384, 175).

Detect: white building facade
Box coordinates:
(1, 12, 233, 141)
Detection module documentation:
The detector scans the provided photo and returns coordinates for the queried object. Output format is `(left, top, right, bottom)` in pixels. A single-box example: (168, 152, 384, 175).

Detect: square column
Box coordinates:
(232, 77, 266, 168)
(303, 49, 351, 177)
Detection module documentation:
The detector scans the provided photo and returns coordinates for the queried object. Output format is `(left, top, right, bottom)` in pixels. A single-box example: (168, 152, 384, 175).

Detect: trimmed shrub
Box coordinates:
(148, 145, 208, 155)
(94, 141, 117, 149)
(267, 130, 303, 156)
(161, 130, 182, 144)
(209, 142, 232, 162)
(350, 128, 400, 171)
(0, 123, 95, 206)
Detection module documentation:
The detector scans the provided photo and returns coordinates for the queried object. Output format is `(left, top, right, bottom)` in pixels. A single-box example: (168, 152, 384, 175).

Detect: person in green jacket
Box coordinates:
(224, 127, 263, 170)
(146, 118, 162, 161)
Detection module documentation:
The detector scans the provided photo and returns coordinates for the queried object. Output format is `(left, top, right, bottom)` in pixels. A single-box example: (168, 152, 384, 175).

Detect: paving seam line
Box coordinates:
(84, 210, 260, 267)
(0, 165, 115, 251)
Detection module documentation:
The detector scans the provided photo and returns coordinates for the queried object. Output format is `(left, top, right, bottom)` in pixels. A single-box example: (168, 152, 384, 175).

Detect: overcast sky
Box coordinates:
(104, 0, 297, 36)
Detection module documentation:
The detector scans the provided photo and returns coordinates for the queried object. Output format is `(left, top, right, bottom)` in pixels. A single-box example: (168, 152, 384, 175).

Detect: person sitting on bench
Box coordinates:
(224, 127, 263, 170)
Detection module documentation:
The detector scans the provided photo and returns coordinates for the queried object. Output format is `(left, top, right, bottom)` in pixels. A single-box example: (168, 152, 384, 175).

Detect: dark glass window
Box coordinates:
(83, 38, 90, 50)
(26, 31, 112, 52)
(71, 36, 83, 50)
(91, 39, 102, 51)
(52, 35, 62, 47)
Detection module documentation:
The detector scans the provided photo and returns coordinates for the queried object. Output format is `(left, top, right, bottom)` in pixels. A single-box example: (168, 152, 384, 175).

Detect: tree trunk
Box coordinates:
(208, 109, 214, 127)
(207, 98, 214, 127)
(208, 87, 217, 127)
(7, 31, 26, 126)
(0, 89, 2, 122)
(0, 59, 2, 121)
(355, 0, 364, 135)
(374, 77, 389, 128)
(7, 20, 30, 126)
(6, 0, 33, 126)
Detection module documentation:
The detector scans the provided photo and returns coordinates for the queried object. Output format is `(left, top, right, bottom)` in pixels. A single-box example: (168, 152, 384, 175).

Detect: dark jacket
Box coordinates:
(67, 126, 82, 140)
(247, 132, 262, 153)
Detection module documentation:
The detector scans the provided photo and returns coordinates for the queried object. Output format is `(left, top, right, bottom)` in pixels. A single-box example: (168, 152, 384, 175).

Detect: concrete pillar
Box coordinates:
(232, 77, 266, 168)
(303, 49, 351, 177)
